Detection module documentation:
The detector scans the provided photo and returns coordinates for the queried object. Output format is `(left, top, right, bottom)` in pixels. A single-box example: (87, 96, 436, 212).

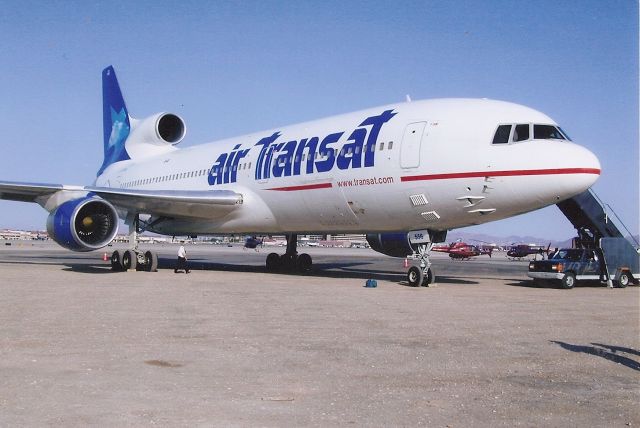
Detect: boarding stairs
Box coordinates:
(556, 189, 639, 285)
(556, 189, 638, 248)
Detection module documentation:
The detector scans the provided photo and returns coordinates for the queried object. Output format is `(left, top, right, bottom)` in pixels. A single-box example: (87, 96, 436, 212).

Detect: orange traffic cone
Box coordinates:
(103, 252, 108, 261)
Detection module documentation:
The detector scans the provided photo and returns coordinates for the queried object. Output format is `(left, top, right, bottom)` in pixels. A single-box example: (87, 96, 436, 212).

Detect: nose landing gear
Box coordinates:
(406, 243, 436, 287)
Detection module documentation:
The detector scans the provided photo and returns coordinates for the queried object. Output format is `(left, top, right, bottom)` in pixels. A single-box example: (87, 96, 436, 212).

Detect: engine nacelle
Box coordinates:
(366, 230, 447, 258)
(366, 233, 416, 258)
(46, 197, 119, 252)
(128, 112, 186, 146)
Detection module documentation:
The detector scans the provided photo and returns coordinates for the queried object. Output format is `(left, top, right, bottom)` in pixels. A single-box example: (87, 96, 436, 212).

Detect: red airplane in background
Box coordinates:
(432, 241, 493, 260)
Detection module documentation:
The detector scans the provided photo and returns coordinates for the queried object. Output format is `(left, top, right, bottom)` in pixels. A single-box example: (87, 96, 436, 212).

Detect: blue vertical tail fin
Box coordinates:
(98, 66, 131, 176)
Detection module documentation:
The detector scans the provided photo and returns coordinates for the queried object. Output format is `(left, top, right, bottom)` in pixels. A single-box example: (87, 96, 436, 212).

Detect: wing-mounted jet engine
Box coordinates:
(46, 196, 119, 252)
(367, 230, 447, 287)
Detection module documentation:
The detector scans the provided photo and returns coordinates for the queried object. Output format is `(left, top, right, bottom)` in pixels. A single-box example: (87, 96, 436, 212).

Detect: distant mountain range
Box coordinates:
(445, 230, 640, 249)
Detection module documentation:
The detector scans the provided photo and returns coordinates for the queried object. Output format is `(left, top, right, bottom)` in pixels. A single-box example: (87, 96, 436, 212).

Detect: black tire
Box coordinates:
(617, 271, 630, 288)
(407, 266, 423, 287)
(144, 250, 158, 272)
(561, 272, 576, 289)
(111, 250, 123, 271)
(122, 250, 137, 271)
(297, 253, 312, 273)
(266, 253, 281, 272)
(423, 267, 435, 286)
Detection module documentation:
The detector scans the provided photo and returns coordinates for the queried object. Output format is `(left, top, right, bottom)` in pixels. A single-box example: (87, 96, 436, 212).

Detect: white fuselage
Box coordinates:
(95, 99, 600, 236)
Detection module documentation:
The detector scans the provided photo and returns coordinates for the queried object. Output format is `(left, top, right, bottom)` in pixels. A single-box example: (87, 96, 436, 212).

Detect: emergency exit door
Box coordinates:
(400, 122, 426, 168)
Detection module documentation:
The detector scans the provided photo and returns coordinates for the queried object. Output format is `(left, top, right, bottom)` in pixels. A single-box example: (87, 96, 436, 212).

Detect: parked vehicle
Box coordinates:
(527, 237, 638, 289)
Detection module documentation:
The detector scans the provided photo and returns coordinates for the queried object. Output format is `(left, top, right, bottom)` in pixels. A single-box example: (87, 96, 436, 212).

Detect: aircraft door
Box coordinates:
(400, 122, 427, 168)
(301, 179, 359, 228)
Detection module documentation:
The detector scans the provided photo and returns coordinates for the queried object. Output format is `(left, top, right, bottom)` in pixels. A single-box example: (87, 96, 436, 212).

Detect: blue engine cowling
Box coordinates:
(46, 197, 119, 251)
(366, 233, 415, 258)
(366, 231, 447, 258)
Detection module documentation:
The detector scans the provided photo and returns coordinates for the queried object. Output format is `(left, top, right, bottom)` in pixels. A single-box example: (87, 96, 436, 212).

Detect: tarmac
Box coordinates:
(0, 241, 638, 426)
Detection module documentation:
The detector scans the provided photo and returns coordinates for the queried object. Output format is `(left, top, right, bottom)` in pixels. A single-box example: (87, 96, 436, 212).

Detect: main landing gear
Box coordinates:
(265, 234, 313, 273)
(406, 243, 436, 287)
(109, 214, 158, 272)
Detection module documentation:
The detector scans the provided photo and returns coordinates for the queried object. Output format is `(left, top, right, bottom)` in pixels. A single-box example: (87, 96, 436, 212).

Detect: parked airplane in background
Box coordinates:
(0, 66, 601, 286)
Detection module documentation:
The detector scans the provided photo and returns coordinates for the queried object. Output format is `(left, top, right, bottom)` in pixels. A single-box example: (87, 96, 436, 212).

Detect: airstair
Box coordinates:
(556, 189, 637, 246)
(557, 189, 639, 248)
(556, 189, 639, 285)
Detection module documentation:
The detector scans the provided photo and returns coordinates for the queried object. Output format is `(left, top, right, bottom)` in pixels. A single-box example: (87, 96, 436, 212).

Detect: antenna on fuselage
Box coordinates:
(405, 94, 412, 103)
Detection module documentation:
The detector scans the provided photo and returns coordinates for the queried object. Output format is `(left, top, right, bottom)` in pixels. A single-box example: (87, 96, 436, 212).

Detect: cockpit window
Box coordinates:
(558, 127, 571, 141)
(492, 125, 512, 144)
(492, 123, 573, 145)
(534, 124, 566, 140)
(513, 124, 530, 142)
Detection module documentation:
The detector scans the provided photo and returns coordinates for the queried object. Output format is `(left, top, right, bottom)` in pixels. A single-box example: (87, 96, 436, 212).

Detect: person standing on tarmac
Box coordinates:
(175, 242, 190, 274)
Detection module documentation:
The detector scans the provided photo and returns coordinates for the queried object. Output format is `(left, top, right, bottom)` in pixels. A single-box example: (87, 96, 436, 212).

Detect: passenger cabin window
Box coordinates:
(492, 125, 512, 144)
(513, 124, 530, 142)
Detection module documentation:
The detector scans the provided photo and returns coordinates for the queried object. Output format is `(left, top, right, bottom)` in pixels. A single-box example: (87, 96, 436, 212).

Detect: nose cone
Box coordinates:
(569, 143, 601, 192)
(548, 142, 601, 202)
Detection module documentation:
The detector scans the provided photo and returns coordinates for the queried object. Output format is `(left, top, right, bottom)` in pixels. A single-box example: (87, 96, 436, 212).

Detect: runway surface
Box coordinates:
(0, 241, 638, 426)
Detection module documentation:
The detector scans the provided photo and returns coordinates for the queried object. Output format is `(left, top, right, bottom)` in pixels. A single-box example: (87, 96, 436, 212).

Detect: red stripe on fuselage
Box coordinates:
(401, 168, 601, 182)
(265, 182, 333, 191)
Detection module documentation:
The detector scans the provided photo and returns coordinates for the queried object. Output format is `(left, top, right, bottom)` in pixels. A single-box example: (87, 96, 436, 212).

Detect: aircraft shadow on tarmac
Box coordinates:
(431, 276, 479, 285)
(0, 258, 115, 275)
(0, 254, 118, 274)
(61, 265, 118, 274)
(550, 341, 640, 372)
(0, 256, 484, 285)
(162, 258, 481, 286)
(162, 257, 408, 282)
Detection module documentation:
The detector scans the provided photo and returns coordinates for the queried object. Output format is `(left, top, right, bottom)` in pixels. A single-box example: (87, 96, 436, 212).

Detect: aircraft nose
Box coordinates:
(574, 144, 600, 186)
(558, 143, 601, 197)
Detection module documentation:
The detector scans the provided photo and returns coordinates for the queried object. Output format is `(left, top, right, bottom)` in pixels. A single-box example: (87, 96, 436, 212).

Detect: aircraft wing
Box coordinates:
(0, 181, 71, 203)
(0, 181, 243, 219)
(84, 186, 243, 218)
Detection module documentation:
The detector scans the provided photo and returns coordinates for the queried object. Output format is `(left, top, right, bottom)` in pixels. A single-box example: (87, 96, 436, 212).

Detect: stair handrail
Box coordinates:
(604, 203, 639, 248)
(590, 189, 639, 248)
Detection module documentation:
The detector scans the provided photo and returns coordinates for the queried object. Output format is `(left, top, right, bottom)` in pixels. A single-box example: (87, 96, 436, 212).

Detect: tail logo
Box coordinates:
(107, 107, 129, 149)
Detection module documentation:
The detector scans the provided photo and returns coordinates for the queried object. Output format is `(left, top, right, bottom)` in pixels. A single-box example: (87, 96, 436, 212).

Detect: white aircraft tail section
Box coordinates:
(98, 66, 185, 175)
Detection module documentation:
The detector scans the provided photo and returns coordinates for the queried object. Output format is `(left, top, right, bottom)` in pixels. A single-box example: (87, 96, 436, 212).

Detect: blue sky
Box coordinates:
(0, 0, 637, 240)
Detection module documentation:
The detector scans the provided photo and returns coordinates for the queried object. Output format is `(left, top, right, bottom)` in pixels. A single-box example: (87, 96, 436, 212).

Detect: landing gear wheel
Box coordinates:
(266, 252, 281, 272)
(561, 272, 576, 289)
(144, 250, 158, 272)
(122, 249, 137, 271)
(617, 271, 630, 288)
(423, 267, 435, 286)
(297, 253, 312, 273)
(111, 250, 123, 271)
(407, 266, 423, 287)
